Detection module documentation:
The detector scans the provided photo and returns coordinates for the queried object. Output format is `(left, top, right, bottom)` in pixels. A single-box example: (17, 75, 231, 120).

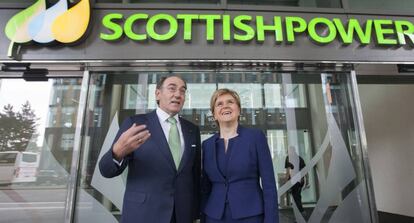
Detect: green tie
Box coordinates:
(167, 117, 181, 169)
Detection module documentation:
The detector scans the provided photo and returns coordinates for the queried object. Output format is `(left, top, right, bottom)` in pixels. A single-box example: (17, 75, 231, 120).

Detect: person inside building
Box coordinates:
(285, 145, 308, 214)
(201, 88, 278, 223)
(99, 75, 201, 223)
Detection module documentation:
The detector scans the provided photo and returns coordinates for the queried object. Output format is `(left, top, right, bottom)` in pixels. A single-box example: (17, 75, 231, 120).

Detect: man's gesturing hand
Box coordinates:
(113, 124, 151, 161)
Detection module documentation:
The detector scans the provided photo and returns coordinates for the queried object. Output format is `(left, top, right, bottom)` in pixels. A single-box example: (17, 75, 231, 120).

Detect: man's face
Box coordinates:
(155, 76, 186, 115)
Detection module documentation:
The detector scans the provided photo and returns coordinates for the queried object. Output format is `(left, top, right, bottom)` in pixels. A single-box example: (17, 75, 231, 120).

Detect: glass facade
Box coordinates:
(73, 70, 374, 223)
(228, 0, 341, 8)
(0, 0, 341, 8)
(94, 0, 340, 7)
(3, 0, 414, 13)
(96, 0, 219, 3)
(7, 0, 414, 13)
(348, 0, 414, 12)
(0, 78, 82, 223)
(0, 0, 411, 221)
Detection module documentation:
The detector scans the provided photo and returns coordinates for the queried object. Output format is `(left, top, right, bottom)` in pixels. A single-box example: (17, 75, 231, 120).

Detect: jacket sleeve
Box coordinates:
(256, 130, 279, 223)
(192, 125, 202, 220)
(200, 141, 212, 223)
(99, 117, 133, 178)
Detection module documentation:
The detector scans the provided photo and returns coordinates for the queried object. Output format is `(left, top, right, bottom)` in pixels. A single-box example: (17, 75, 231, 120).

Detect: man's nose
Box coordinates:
(173, 91, 182, 97)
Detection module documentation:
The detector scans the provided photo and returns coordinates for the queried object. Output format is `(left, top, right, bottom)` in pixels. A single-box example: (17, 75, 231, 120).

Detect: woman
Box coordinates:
(201, 88, 278, 223)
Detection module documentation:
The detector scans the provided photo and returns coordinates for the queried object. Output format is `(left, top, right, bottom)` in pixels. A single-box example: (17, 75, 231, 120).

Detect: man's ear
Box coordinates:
(155, 89, 160, 100)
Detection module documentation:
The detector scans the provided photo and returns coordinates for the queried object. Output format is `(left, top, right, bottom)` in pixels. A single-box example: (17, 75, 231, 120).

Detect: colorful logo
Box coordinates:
(4, 0, 90, 58)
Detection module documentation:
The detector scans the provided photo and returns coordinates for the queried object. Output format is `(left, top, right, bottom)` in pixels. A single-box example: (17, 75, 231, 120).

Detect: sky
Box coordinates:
(0, 79, 52, 147)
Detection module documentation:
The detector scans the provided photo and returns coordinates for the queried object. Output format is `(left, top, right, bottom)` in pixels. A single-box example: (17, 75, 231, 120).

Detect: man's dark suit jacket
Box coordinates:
(201, 126, 278, 223)
(99, 110, 201, 223)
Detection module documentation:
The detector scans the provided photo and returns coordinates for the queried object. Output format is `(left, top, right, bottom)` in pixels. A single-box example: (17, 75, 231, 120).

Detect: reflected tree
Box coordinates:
(0, 101, 39, 152)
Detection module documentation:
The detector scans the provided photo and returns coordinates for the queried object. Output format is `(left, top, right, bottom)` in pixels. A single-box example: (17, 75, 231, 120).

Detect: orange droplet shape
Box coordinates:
(51, 0, 90, 43)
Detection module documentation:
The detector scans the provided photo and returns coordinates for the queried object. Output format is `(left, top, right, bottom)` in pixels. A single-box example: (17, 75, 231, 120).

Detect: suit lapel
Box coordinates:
(146, 111, 177, 171)
(225, 125, 243, 179)
(210, 134, 226, 181)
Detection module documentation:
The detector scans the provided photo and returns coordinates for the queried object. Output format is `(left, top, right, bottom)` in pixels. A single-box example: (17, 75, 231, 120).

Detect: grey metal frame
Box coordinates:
(341, 0, 350, 10)
(64, 71, 90, 223)
(350, 70, 379, 223)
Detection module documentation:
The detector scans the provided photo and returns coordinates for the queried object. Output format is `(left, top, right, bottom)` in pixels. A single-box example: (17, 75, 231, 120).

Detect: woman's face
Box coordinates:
(213, 93, 240, 125)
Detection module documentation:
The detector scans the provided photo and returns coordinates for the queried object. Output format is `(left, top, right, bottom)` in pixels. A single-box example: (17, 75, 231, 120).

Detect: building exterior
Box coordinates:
(0, 0, 413, 223)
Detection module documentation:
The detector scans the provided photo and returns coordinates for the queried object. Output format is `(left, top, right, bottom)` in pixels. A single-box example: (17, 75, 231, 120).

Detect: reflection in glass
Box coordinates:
(96, 0, 219, 3)
(77, 71, 374, 223)
(123, 84, 148, 110)
(264, 84, 306, 108)
(228, 0, 342, 8)
(0, 78, 81, 223)
(349, 0, 414, 12)
(184, 84, 216, 109)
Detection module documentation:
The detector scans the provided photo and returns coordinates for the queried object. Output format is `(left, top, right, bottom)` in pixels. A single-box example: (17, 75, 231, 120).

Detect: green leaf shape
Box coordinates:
(5, 0, 46, 43)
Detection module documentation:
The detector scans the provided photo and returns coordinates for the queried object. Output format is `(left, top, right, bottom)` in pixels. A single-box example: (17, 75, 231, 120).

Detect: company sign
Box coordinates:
(100, 13, 414, 46)
(4, 5, 414, 59)
(4, 0, 90, 57)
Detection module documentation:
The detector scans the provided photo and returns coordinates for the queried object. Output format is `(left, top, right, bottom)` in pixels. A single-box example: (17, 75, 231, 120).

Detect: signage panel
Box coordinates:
(2, 7, 414, 62)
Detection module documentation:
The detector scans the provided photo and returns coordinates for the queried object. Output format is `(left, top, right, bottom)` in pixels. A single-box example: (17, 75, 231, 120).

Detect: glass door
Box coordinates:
(0, 77, 83, 223)
(75, 69, 376, 223)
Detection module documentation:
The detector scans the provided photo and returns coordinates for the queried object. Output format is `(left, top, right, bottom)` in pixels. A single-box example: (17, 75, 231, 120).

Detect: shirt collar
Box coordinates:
(156, 107, 179, 123)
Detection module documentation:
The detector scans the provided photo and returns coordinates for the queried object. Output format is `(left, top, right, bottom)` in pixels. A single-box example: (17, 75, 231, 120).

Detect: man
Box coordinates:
(99, 76, 201, 223)
(285, 146, 308, 214)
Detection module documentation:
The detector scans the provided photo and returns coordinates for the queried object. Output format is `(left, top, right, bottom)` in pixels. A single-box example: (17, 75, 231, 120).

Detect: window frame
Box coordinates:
(99, 0, 414, 16)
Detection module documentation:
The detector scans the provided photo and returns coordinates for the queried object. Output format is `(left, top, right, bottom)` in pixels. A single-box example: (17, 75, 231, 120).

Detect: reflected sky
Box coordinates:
(0, 79, 52, 147)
